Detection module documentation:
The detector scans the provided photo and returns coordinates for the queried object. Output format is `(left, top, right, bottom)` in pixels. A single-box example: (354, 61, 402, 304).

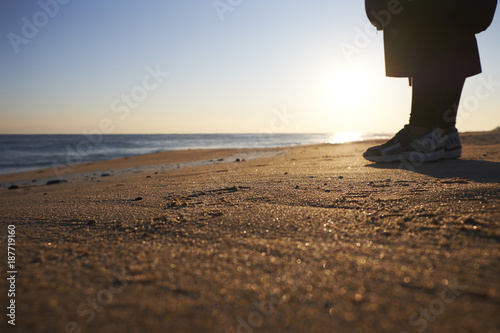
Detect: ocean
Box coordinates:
(0, 133, 389, 175)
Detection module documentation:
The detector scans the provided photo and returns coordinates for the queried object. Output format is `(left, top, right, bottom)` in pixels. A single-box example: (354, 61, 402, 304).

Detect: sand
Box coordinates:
(1, 132, 499, 333)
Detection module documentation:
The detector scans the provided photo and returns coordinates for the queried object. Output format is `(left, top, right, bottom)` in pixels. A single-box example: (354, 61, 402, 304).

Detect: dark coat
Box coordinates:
(365, 0, 497, 78)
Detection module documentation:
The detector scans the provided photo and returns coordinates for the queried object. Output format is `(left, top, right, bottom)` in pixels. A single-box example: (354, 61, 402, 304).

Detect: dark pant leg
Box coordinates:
(409, 74, 465, 129)
(438, 76, 466, 129)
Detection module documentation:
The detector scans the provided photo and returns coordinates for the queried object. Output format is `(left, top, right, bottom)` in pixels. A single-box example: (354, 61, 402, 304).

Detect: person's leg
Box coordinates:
(409, 73, 466, 134)
(438, 76, 466, 131)
(409, 73, 442, 131)
(438, 76, 466, 158)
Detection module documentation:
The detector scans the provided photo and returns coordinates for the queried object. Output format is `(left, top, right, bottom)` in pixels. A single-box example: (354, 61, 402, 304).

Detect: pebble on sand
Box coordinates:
(46, 180, 68, 185)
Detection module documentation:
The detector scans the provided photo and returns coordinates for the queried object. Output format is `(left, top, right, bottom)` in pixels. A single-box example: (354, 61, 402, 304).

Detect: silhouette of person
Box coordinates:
(363, 0, 497, 163)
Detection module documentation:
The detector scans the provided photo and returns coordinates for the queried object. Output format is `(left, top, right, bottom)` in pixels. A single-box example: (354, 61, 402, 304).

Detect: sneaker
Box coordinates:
(442, 128, 462, 159)
(363, 125, 444, 163)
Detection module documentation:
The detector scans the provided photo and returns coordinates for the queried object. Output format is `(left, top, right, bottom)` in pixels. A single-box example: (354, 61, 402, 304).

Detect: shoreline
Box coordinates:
(0, 147, 285, 188)
(2, 130, 497, 187)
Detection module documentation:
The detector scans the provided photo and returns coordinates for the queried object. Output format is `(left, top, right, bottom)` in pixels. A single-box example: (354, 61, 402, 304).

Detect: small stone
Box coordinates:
(46, 179, 67, 185)
(8, 185, 19, 190)
(87, 220, 97, 226)
(110, 277, 125, 289)
(146, 176, 151, 178)
(217, 158, 224, 161)
(339, 176, 344, 179)
(284, 172, 288, 175)
(134, 197, 143, 201)
(295, 185, 300, 189)
(101, 173, 111, 177)
(235, 158, 241, 162)
(464, 217, 476, 225)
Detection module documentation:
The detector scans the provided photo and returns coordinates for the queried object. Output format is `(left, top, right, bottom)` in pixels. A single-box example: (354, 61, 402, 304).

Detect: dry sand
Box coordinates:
(1, 132, 499, 333)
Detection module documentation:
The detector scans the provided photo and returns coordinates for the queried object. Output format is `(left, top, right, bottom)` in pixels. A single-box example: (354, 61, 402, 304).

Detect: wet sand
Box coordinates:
(1, 132, 499, 333)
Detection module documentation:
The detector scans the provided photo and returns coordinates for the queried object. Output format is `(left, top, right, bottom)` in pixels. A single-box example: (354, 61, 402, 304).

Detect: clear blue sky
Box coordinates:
(1, 1, 499, 134)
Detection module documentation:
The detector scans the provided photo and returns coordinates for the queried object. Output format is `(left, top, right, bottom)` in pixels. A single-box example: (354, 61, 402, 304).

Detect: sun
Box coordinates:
(329, 67, 372, 108)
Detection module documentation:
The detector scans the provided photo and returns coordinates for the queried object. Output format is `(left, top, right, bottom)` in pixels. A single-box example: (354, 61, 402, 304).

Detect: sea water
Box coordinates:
(0, 133, 389, 175)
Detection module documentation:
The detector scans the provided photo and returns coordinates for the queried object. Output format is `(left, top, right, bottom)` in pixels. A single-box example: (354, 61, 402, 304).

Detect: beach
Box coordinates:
(1, 131, 499, 333)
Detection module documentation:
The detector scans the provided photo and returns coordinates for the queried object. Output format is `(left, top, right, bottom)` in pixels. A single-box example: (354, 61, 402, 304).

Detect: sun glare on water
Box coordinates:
(328, 131, 363, 144)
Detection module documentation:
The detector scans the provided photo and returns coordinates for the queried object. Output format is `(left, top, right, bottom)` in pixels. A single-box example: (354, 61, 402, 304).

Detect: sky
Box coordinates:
(1, 1, 499, 135)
